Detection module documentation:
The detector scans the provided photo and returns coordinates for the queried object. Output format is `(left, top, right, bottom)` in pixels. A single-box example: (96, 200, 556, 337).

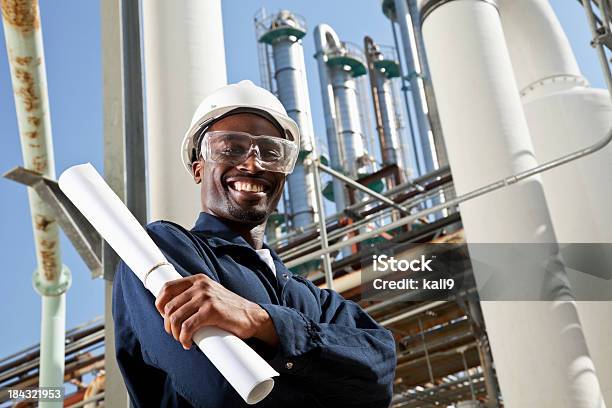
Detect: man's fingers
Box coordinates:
(179, 303, 216, 349)
(168, 300, 203, 343)
(163, 290, 194, 317)
(179, 313, 200, 349)
(155, 276, 197, 314)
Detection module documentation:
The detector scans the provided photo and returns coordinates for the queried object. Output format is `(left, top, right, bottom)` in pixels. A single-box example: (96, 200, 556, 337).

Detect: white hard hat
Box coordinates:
(181, 80, 300, 175)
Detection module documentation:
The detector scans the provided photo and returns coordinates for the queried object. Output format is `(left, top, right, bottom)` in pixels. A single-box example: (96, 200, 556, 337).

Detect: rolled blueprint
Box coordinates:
(58, 163, 278, 404)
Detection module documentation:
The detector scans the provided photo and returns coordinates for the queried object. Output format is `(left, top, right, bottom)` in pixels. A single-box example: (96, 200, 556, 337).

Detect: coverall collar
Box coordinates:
(191, 211, 280, 259)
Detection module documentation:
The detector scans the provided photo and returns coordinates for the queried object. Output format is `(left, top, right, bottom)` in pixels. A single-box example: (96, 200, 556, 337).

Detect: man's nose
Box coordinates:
(236, 151, 264, 173)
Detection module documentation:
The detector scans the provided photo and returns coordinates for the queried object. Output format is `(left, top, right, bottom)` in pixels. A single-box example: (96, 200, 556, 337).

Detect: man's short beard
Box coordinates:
(227, 204, 267, 224)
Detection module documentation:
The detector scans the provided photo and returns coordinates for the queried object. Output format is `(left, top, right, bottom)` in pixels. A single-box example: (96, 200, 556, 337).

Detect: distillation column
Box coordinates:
(330, 65, 367, 177)
(314, 25, 369, 212)
(365, 37, 409, 183)
(500, 0, 612, 403)
(258, 11, 316, 230)
(419, 0, 606, 406)
(325, 36, 369, 178)
(314, 25, 346, 212)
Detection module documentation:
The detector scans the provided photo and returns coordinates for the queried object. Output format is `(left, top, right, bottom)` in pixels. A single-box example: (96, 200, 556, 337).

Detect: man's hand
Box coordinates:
(154, 274, 279, 350)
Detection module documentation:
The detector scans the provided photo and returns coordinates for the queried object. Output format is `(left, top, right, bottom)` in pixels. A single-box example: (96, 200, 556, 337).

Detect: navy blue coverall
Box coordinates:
(113, 212, 397, 407)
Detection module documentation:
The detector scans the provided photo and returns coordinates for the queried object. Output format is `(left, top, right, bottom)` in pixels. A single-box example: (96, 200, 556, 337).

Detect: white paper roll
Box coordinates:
(58, 163, 278, 404)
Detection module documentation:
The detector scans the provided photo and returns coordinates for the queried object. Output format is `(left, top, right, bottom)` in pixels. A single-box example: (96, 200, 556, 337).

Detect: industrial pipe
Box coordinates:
(420, 0, 606, 406)
(364, 37, 389, 164)
(313, 24, 346, 211)
(330, 64, 366, 177)
(1, 1, 71, 406)
(393, 0, 438, 174)
(500, 0, 612, 402)
(364, 36, 406, 182)
(142, 0, 227, 226)
(260, 11, 316, 229)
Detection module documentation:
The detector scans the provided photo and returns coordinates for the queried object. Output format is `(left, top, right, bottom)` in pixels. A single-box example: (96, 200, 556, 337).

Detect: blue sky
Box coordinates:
(0, 1, 606, 356)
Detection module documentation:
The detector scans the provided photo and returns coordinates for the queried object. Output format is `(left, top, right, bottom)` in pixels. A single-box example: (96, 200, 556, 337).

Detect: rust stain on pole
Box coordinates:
(31, 154, 47, 172)
(0, 0, 39, 34)
(40, 238, 58, 280)
(27, 115, 40, 126)
(15, 55, 31, 65)
(14, 66, 39, 112)
(34, 214, 54, 231)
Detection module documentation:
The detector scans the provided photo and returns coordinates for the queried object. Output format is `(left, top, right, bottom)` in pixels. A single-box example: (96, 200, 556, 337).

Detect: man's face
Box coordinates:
(192, 113, 287, 226)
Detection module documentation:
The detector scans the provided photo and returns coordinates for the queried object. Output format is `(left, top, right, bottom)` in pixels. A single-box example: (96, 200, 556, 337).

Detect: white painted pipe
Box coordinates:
(1, 0, 63, 287)
(142, 0, 227, 226)
(420, 0, 606, 406)
(500, 0, 612, 403)
(39, 295, 66, 408)
(1, 2, 70, 405)
(314, 25, 346, 211)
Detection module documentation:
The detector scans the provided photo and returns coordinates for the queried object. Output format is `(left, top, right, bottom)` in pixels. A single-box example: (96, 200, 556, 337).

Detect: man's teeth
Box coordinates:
(233, 181, 264, 193)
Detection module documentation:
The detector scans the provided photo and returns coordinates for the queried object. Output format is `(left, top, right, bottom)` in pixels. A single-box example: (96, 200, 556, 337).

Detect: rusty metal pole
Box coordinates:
(1, 1, 71, 406)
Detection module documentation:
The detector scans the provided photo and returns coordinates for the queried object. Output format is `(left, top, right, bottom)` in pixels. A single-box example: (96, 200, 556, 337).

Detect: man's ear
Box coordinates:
(192, 160, 203, 184)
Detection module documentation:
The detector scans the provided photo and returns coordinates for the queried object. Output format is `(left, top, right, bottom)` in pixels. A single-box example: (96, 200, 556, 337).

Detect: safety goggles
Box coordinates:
(200, 130, 298, 174)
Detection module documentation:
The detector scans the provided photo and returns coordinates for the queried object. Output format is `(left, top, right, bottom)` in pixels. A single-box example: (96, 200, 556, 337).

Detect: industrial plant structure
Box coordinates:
(1, 0, 612, 407)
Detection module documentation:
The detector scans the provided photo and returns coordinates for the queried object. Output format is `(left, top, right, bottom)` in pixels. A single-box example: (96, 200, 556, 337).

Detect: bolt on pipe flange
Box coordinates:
(33, 264, 72, 296)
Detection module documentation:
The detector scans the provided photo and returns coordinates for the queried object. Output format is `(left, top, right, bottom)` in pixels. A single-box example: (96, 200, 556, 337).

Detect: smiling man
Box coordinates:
(112, 80, 396, 408)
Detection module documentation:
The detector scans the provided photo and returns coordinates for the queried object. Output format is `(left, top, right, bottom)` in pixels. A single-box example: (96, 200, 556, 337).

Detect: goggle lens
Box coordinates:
(202, 131, 298, 174)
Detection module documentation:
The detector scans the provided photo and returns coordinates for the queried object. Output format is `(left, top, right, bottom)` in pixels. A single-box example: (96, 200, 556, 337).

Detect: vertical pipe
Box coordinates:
(254, 9, 273, 92)
(376, 72, 405, 173)
(330, 66, 366, 177)
(314, 25, 346, 212)
(467, 297, 500, 407)
(100, 0, 129, 405)
(390, 77, 418, 177)
(394, 0, 448, 221)
(418, 318, 435, 384)
(142, 0, 227, 227)
(393, 0, 437, 173)
(364, 36, 391, 166)
(1, 2, 70, 406)
(500, 0, 612, 402)
(460, 350, 476, 400)
(421, 1, 606, 406)
(356, 75, 376, 173)
(1, 0, 63, 287)
(121, 0, 147, 225)
(390, 18, 422, 176)
(407, 0, 449, 168)
(38, 296, 65, 408)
